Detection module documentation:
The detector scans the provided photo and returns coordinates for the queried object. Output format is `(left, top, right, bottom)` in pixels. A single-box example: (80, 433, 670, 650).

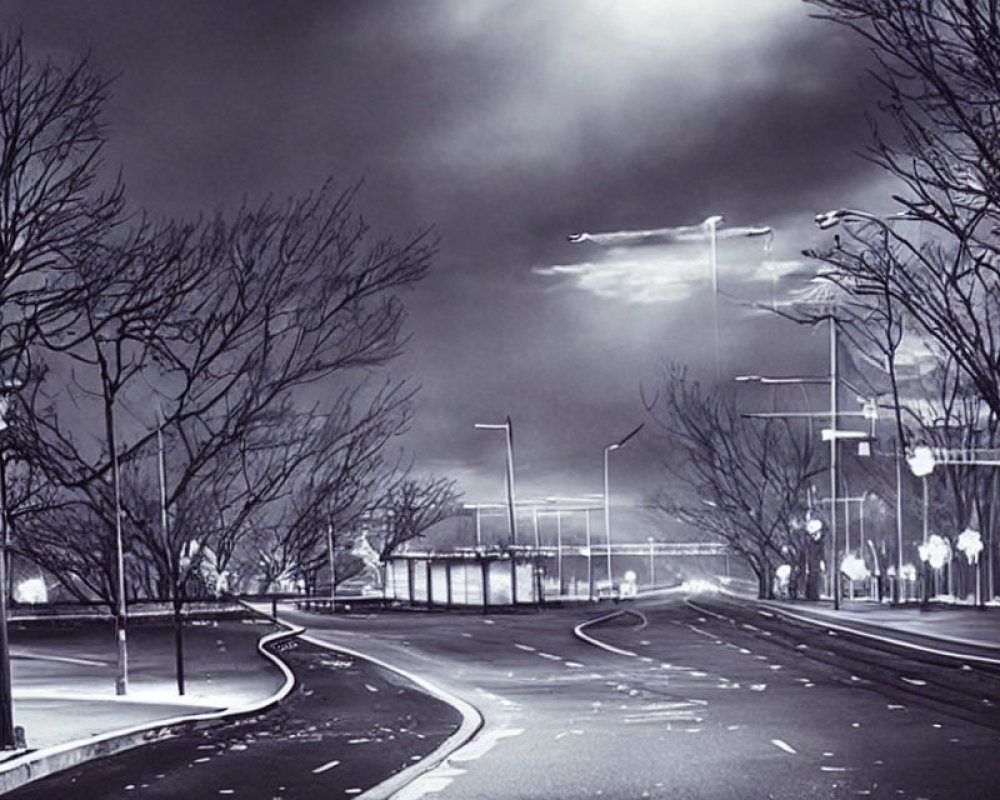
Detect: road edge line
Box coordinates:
(298, 633, 484, 800)
(0, 624, 303, 795)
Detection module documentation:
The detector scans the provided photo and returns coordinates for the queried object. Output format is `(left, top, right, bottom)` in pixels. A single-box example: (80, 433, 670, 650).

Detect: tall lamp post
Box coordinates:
(814, 206, 922, 603)
(908, 446, 935, 604)
(474, 418, 518, 547)
(604, 424, 643, 596)
(568, 217, 772, 379)
(0, 381, 20, 749)
(475, 418, 518, 601)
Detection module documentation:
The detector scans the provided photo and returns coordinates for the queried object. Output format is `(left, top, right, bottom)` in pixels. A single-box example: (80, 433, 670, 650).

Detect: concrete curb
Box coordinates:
(693, 595, 1000, 668)
(572, 608, 647, 658)
(0, 624, 303, 795)
(295, 633, 484, 800)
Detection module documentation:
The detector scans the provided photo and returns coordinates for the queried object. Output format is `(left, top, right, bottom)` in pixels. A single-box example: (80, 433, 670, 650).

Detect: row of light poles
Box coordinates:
(474, 419, 643, 597)
(742, 207, 991, 608)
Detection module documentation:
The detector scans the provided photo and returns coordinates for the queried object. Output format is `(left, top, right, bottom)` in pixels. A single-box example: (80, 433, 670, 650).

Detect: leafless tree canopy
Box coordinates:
(645, 365, 824, 598)
(0, 33, 457, 607)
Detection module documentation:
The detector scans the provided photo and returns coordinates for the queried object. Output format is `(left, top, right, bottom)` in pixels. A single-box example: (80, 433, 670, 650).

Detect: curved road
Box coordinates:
(299, 595, 1000, 799)
(10, 595, 1000, 799)
(5, 634, 461, 799)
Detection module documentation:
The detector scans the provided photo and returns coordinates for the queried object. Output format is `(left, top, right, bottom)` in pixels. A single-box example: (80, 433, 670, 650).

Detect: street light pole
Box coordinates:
(604, 424, 643, 596)
(815, 207, 923, 606)
(705, 214, 723, 379)
(829, 316, 840, 610)
(475, 418, 518, 602)
(0, 383, 18, 749)
(112, 431, 128, 696)
(556, 510, 563, 594)
(567, 217, 771, 382)
(474, 418, 518, 547)
(586, 509, 593, 600)
(648, 537, 655, 587)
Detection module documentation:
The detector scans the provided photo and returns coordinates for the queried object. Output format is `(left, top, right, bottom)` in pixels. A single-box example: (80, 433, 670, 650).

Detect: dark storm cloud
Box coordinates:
(0, 1, 888, 503)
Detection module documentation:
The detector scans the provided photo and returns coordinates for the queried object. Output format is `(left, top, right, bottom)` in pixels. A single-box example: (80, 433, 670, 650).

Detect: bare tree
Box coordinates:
(645, 364, 825, 599)
(373, 474, 462, 563)
(0, 34, 125, 380)
(227, 379, 412, 595)
(140, 182, 434, 581)
(807, 1, 1000, 415)
(805, 0, 1000, 597)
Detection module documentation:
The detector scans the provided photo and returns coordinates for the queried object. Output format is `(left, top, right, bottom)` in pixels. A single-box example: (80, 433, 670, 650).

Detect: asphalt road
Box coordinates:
(297, 596, 1000, 799)
(4, 635, 461, 799)
(9, 597, 1000, 799)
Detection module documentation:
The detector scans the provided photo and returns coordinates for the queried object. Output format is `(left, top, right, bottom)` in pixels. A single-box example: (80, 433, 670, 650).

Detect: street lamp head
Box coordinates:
(907, 445, 936, 477)
(815, 210, 845, 230)
(702, 215, 724, 229)
(567, 232, 590, 243)
(474, 422, 508, 431)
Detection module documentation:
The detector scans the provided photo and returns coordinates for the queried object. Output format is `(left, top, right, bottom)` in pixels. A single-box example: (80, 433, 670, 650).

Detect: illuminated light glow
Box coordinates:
(840, 554, 870, 582)
(918, 535, 951, 570)
(14, 578, 47, 604)
(678, 578, 720, 594)
(958, 529, 984, 564)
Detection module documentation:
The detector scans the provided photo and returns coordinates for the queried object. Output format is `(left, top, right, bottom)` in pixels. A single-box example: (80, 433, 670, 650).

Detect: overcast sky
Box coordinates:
(0, 1, 895, 509)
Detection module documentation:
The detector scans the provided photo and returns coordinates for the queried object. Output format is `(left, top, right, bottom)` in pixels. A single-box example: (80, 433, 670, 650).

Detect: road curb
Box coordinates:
(742, 599, 1000, 667)
(572, 609, 646, 657)
(0, 624, 302, 795)
(297, 632, 484, 800)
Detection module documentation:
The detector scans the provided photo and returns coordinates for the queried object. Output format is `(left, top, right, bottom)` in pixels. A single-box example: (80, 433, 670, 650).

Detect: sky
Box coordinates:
(0, 0, 897, 513)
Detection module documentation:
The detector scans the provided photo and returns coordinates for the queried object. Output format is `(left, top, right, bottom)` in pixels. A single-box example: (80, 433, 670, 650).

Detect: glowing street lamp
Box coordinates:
(815, 206, 924, 603)
(958, 528, 984, 604)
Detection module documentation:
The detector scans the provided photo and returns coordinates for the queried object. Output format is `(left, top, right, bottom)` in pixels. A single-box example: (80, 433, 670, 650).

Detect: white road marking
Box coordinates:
(771, 738, 797, 754)
(901, 677, 928, 686)
(13, 651, 110, 668)
(514, 643, 536, 652)
(312, 759, 341, 774)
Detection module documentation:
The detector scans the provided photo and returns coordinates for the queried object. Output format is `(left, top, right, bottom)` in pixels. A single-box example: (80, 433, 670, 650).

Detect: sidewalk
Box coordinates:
(758, 597, 1000, 658)
(6, 617, 288, 753)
